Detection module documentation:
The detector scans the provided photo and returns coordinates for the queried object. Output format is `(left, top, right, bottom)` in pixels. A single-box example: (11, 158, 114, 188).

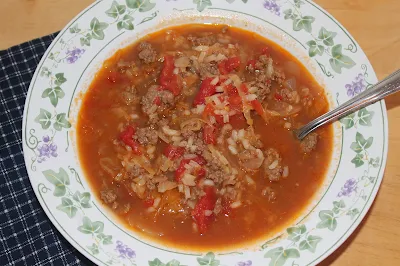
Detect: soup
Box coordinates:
(77, 24, 333, 250)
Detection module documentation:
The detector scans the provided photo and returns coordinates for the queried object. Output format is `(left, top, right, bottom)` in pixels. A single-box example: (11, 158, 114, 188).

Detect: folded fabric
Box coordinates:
(0, 33, 91, 266)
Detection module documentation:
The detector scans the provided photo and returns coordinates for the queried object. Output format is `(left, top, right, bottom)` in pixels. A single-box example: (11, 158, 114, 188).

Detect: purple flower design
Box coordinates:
(338, 178, 358, 197)
(66, 47, 85, 64)
(237, 261, 252, 266)
(115, 241, 136, 259)
(345, 74, 366, 97)
(37, 136, 57, 163)
(263, 0, 281, 16)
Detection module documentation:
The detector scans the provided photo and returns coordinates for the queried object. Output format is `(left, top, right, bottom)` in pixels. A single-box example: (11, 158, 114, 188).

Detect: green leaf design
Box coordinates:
(40, 67, 51, 77)
(80, 33, 92, 46)
(197, 252, 220, 266)
(87, 243, 99, 255)
(283, 9, 297, 20)
(306, 40, 324, 57)
(358, 108, 374, 126)
(42, 168, 70, 197)
(261, 236, 281, 249)
(351, 132, 373, 153)
(299, 235, 322, 253)
(193, 0, 212, 12)
(42, 87, 65, 107)
(166, 260, 182, 266)
(264, 247, 300, 266)
(292, 16, 315, 33)
(316, 210, 337, 231)
(117, 14, 134, 30)
(346, 208, 360, 219)
(332, 200, 346, 214)
(78, 216, 104, 234)
(53, 113, 71, 131)
(340, 112, 355, 129)
(106, 1, 126, 18)
(369, 157, 380, 168)
(329, 44, 356, 74)
(90, 18, 109, 40)
(138, 11, 158, 25)
(287, 224, 306, 242)
(294, 0, 304, 8)
(149, 258, 164, 266)
(318, 27, 337, 46)
(69, 24, 81, 34)
(351, 153, 365, 167)
(34, 109, 52, 130)
(54, 73, 67, 85)
(72, 191, 92, 208)
(148, 259, 183, 266)
(56, 197, 78, 218)
(97, 233, 113, 245)
(126, 0, 156, 12)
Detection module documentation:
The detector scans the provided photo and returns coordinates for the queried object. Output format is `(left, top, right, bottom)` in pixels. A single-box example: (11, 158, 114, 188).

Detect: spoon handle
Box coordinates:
(295, 69, 400, 140)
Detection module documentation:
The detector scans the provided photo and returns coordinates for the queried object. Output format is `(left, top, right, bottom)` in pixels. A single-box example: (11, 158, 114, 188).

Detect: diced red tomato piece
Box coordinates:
(193, 78, 218, 106)
(251, 100, 266, 117)
(175, 156, 207, 181)
(192, 155, 207, 166)
(225, 84, 238, 96)
(195, 167, 206, 178)
(202, 103, 215, 120)
(119, 125, 142, 155)
(247, 59, 257, 68)
(203, 124, 217, 144)
(153, 96, 161, 106)
(240, 84, 249, 94)
(143, 198, 154, 208)
(218, 57, 241, 75)
(160, 55, 181, 96)
(163, 144, 185, 160)
(274, 93, 283, 101)
(192, 186, 217, 234)
(229, 114, 247, 129)
(228, 95, 242, 110)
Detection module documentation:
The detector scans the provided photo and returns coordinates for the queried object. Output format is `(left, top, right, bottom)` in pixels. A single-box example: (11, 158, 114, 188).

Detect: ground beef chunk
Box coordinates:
(138, 41, 157, 64)
(179, 131, 206, 155)
(100, 189, 117, 204)
(187, 34, 217, 46)
(273, 68, 286, 84)
(263, 148, 283, 181)
(300, 133, 318, 153)
(252, 82, 271, 102)
(147, 175, 168, 190)
(135, 127, 158, 145)
(280, 88, 300, 104)
(238, 149, 264, 170)
(199, 61, 219, 78)
(141, 85, 174, 115)
(127, 163, 144, 179)
(247, 55, 286, 100)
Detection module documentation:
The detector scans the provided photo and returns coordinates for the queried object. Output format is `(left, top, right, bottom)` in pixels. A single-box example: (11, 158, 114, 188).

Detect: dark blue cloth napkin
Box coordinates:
(0, 34, 92, 266)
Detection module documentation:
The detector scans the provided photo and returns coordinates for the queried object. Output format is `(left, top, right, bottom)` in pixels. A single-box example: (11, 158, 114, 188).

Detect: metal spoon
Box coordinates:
(294, 69, 400, 140)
